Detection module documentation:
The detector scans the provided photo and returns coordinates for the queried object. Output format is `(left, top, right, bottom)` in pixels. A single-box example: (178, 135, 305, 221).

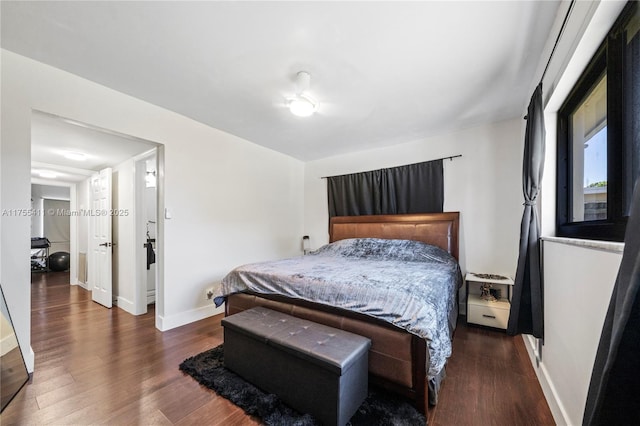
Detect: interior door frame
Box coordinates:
(133, 148, 159, 316)
(30, 111, 165, 328)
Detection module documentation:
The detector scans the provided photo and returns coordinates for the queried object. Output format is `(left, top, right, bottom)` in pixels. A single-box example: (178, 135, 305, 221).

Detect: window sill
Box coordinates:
(541, 236, 624, 254)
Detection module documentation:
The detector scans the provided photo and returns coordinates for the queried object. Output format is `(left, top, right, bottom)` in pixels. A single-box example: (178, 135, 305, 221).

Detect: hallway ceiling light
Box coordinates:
(37, 170, 58, 179)
(287, 71, 318, 117)
(62, 151, 88, 161)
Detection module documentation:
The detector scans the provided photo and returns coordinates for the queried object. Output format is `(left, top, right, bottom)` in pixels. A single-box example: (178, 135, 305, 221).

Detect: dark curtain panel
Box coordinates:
(507, 83, 545, 338)
(583, 179, 640, 425)
(624, 23, 640, 216)
(327, 159, 444, 218)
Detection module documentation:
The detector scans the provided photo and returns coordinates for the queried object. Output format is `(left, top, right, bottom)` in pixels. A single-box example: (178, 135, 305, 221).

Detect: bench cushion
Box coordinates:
(222, 306, 370, 375)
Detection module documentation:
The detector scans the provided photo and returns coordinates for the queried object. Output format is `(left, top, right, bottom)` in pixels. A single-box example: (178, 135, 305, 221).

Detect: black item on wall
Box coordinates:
(327, 159, 444, 219)
(583, 178, 640, 425)
(508, 83, 545, 339)
(146, 239, 156, 270)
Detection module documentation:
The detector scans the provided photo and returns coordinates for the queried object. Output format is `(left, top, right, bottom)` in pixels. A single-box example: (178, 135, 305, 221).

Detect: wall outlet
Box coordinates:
(206, 288, 215, 300)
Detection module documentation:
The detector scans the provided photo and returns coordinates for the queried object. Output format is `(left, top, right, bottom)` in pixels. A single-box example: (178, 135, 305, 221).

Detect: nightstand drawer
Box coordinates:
(468, 302, 510, 329)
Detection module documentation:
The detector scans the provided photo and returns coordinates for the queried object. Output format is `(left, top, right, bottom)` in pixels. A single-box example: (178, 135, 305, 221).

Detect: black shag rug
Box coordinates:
(179, 345, 426, 425)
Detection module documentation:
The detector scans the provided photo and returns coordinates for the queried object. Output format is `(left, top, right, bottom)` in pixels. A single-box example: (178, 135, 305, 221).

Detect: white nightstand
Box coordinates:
(465, 273, 514, 330)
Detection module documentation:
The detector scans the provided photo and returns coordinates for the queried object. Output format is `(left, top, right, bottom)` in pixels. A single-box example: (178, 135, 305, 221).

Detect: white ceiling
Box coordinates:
(31, 111, 157, 183)
(2, 1, 561, 161)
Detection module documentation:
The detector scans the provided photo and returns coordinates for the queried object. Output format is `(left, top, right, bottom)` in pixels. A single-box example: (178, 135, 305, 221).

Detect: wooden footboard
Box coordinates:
(225, 292, 429, 415)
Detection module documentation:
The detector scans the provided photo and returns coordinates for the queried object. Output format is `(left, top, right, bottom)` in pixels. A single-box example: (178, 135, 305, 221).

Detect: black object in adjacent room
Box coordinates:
(48, 251, 70, 272)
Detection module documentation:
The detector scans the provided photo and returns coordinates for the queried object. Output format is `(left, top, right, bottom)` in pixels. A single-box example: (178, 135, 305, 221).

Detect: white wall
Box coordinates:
(30, 198, 44, 238)
(31, 183, 71, 201)
(30, 183, 71, 238)
(73, 178, 90, 287)
(145, 166, 157, 303)
(304, 118, 525, 282)
(76, 177, 90, 278)
(1, 49, 305, 371)
(112, 158, 136, 313)
(539, 240, 622, 425)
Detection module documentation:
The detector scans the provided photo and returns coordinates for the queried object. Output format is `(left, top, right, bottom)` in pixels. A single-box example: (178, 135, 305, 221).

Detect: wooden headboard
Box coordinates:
(329, 212, 460, 260)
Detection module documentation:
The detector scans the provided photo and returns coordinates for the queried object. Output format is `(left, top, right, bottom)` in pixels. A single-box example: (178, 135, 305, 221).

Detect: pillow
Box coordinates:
(312, 238, 454, 263)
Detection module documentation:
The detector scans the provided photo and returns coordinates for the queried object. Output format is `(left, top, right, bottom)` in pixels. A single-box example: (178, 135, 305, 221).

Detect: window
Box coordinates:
(557, 1, 639, 241)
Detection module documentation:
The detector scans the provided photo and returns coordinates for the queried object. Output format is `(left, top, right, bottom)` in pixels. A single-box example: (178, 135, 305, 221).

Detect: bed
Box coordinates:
(215, 212, 461, 416)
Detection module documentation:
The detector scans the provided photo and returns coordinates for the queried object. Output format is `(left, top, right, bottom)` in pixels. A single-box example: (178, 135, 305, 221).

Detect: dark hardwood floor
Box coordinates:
(0, 272, 554, 425)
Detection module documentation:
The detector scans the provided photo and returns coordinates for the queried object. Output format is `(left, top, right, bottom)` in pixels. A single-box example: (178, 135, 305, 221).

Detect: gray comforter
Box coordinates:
(214, 238, 462, 378)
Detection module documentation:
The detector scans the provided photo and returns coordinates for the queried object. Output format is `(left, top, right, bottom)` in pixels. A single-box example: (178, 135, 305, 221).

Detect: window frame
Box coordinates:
(556, 1, 637, 242)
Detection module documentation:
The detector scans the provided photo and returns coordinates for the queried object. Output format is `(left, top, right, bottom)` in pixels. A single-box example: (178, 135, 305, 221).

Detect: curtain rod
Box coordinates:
(320, 155, 462, 179)
(541, 0, 576, 85)
(524, 0, 575, 121)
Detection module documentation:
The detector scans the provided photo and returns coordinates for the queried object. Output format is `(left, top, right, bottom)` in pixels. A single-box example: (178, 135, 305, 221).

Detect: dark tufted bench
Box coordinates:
(222, 306, 371, 426)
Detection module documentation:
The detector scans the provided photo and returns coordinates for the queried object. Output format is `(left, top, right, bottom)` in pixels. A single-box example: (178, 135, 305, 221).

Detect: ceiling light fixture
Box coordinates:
(63, 151, 88, 161)
(287, 71, 318, 117)
(38, 170, 58, 179)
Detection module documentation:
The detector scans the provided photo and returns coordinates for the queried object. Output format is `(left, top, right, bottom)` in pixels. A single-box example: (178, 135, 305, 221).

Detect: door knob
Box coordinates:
(99, 242, 112, 247)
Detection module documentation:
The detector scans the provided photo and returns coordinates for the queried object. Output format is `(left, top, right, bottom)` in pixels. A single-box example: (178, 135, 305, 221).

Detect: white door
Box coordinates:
(90, 168, 113, 308)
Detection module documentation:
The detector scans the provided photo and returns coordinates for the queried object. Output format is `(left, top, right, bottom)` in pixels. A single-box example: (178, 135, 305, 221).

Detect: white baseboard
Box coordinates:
(115, 296, 135, 314)
(147, 289, 156, 305)
(27, 347, 35, 373)
(522, 335, 571, 425)
(156, 303, 224, 331)
(70, 270, 86, 288)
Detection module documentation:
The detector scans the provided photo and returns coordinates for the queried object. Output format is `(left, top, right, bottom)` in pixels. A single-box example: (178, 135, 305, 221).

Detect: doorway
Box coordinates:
(134, 149, 159, 315)
(30, 110, 164, 324)
(30, 183, 73, 275)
